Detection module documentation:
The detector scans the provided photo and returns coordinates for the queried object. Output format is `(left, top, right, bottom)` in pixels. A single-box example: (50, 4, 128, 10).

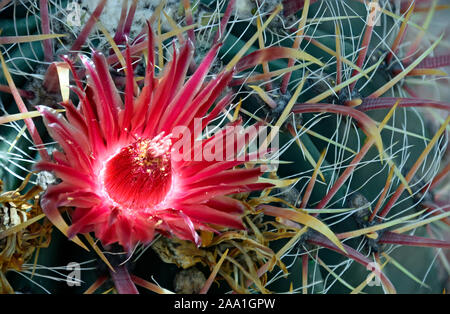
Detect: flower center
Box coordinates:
(102, 135, 172, 209)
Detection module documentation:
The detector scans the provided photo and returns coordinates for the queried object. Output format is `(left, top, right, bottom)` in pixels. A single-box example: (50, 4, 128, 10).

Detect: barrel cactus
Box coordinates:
(0, 0, 449, 295)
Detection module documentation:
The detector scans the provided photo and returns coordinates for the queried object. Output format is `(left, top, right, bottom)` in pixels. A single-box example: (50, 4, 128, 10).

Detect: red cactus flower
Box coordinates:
(36, 28, 272, 251)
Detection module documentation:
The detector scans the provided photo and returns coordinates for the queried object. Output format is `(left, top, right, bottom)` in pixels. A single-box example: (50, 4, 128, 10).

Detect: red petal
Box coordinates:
(92, 50, 122, 120)
(206, 196, 247, 213)
(68, 205, 109, 238)
(35, 162, 95, 188)
(59, 100, 89, 139)
(57, 191, 102, 208)
(133, 216, 157, 244)
(81, 54, 118, 144)
(70, 86, 106, 156)
(121, 44, 136, 136)
(117, 214, 133, 251)
(178, 204, 244, 230)
(178, 183, 273, 204)
(180, 151, 260, 178)
(172, 71, 233, 128)
(40, 184, 88, 249)
(157, 42, 221, 133)
(184, 168, 263, 188)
